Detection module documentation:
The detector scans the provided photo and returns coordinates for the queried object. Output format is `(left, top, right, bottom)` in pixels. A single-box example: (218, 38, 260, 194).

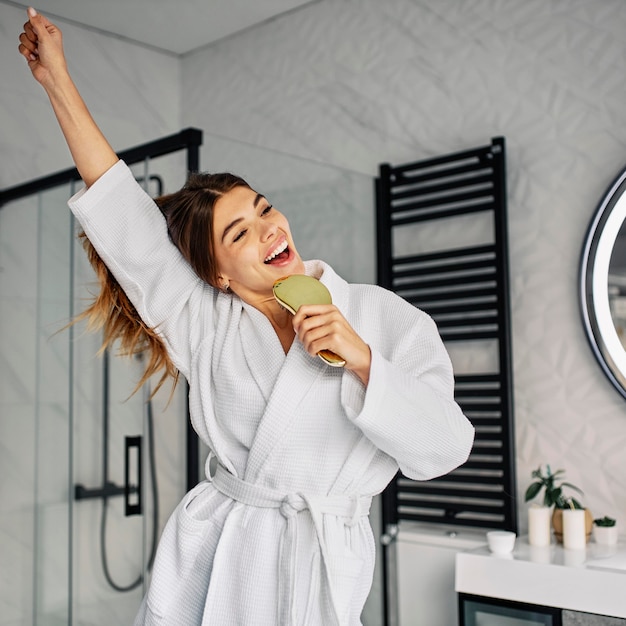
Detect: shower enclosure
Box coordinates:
(0, 129, 202, 625)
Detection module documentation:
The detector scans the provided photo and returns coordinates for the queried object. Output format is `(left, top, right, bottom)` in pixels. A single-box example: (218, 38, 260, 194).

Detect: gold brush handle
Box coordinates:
(317, 349, 346, 367)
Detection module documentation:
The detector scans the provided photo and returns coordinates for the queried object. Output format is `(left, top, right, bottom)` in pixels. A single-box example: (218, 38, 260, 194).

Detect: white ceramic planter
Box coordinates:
(593, 524, 618, 546)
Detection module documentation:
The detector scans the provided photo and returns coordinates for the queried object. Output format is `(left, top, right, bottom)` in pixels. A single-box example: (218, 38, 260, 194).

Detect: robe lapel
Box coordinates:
(240, 261, 352, 483)
(239, 303, 286, 403)
(244, 340, 326, 482)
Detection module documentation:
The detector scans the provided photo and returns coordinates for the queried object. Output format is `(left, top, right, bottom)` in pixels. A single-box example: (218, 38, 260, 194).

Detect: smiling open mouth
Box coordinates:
(264, 241, 290, 264)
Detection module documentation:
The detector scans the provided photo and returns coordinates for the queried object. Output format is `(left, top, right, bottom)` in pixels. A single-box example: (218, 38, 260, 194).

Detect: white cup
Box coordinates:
(486, 530, 516, 555)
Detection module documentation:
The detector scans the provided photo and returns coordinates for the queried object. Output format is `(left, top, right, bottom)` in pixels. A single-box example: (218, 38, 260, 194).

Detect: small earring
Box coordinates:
(222, 283, 230, 292)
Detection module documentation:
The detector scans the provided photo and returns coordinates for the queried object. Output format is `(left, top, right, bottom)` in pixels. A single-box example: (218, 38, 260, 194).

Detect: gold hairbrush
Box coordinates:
(273, 275, 346, 367)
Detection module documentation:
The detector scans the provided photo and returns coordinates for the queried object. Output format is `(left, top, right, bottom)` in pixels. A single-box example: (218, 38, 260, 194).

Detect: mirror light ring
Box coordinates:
(580, 165, 626, 399)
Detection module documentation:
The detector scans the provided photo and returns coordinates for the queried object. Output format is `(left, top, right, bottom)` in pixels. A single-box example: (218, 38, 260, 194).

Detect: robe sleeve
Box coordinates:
(67, 160, 209, 379)
(341, 306, 475, 481)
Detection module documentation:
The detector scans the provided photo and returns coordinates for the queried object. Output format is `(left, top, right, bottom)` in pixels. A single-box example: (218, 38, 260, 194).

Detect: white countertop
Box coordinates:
(455, 536, 626, 618)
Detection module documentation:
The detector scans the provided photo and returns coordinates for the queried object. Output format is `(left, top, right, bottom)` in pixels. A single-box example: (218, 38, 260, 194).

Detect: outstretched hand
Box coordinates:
(18, 8, 67, 88)
(16, 7, 118, 187)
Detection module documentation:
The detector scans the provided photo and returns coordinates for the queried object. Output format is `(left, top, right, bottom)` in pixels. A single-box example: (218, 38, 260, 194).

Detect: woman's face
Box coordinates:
(212, 185, 305, 302)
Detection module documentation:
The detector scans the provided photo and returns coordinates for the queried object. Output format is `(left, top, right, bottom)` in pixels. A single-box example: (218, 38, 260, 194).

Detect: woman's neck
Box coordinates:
(249, 294, 295, 354)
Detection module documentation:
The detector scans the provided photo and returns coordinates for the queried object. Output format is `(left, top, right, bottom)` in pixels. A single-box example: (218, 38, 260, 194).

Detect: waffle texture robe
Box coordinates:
(68, 160, 475, 626)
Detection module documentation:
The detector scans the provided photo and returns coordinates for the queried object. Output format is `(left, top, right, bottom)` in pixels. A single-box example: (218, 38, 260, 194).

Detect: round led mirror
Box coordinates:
(580, 165, 626, 400)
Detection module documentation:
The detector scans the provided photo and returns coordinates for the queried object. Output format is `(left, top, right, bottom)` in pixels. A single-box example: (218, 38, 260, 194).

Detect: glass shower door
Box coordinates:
(36, 184, 75, 625)
(0, 158, 189, 626)
(0, 184, 76, 625)
(0, 181, 152, 625)
(0, 188, 61, 624)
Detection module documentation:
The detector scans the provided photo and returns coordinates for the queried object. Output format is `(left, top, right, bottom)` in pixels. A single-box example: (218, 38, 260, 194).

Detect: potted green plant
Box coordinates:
(524, 465, 592, 543)
(593, 516, 618, 546)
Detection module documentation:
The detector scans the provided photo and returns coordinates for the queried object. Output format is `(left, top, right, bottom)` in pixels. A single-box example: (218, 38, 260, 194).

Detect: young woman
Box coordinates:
(19, 9, 474, 625)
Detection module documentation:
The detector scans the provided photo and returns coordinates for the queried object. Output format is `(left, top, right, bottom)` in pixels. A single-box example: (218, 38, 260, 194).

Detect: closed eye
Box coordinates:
(233, 228, 247, 242)
(230, 205, 272, 243)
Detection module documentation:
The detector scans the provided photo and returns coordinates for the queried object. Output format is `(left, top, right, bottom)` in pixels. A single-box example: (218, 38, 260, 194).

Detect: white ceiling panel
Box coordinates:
(9, 0, 319, 55)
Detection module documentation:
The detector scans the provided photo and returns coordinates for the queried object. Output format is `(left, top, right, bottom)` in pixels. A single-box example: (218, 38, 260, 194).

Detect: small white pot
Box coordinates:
(486, 530, 516, 555)
(593, 524, 618, 546)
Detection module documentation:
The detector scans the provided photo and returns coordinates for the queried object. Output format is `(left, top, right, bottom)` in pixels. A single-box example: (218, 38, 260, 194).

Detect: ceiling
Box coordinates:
(9, 0, 319, 55)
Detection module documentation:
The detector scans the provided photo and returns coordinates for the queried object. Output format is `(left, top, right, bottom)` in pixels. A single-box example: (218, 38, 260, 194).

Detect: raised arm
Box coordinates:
(18, 8, 118, 187)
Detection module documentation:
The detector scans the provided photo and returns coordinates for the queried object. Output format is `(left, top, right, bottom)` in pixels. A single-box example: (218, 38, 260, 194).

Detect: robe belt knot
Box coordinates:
(279, 493, 306, 519)
(210, 464, 371, 625)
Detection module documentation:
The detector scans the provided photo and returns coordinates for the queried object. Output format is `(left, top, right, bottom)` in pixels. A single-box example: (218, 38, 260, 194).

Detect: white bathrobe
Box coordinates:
(69, 161, 474, 626)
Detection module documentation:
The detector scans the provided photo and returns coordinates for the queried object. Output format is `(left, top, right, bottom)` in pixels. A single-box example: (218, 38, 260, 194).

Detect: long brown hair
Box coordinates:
(75, 171, 252, 396)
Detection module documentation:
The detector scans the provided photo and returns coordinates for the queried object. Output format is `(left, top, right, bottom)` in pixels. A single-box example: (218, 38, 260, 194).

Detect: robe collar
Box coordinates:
(237, 260, 350, 398)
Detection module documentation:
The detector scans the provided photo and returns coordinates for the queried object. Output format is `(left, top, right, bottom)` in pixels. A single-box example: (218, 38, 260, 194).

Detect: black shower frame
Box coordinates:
(0, 127, 203, 492)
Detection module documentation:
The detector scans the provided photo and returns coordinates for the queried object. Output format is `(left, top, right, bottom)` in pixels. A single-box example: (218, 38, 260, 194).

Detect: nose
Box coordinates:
(261, 218, 278, 242)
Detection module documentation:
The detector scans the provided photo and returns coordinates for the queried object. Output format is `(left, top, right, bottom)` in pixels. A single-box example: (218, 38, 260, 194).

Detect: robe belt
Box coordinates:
(210, 464, 372, 626)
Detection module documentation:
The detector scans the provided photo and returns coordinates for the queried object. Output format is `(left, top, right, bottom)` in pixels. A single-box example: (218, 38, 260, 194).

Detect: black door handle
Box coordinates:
(125, 436, 142, 516)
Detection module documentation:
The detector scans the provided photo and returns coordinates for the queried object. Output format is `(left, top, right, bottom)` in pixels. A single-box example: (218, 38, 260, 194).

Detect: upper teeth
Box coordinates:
(265, 240, 288, 262)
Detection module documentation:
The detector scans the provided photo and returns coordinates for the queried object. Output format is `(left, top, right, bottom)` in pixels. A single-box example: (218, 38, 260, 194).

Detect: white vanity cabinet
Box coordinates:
(456, 537, 626, 624)
(395, 522, 487, 626)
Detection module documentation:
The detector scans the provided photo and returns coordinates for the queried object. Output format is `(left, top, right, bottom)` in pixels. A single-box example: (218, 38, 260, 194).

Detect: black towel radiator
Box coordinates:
(376, 137, 517, 623)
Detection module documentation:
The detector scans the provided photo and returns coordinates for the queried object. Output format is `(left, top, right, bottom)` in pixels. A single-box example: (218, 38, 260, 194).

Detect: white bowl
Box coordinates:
(486, 530, 516, 554)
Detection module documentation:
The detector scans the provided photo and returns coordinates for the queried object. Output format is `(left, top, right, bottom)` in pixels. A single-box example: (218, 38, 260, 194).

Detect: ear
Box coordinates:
(217, 273, 230, 292)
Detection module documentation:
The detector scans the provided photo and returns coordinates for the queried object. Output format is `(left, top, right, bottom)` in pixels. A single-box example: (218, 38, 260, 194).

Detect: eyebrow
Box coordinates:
(221, 193, 266, 242)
